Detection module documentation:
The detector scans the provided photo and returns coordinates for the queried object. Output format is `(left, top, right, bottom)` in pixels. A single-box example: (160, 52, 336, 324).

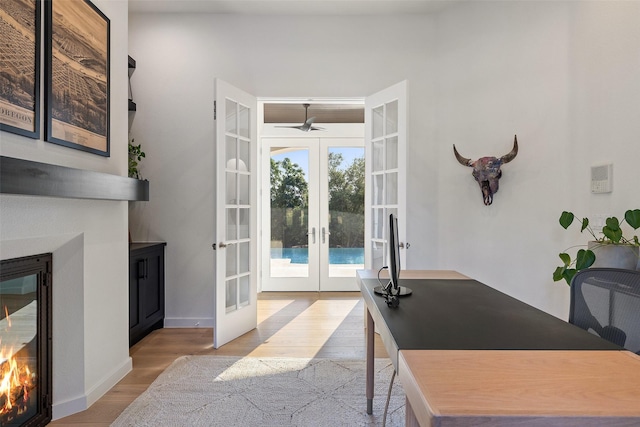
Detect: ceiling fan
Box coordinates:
(276, 103, 325, 132)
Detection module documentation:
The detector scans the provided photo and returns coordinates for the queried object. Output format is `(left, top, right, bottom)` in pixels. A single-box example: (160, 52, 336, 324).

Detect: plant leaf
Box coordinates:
(625, 209, 640, 230)
(559, 211, 574, 229)
(553, 266, 566, 282)
(603, 217, 621, 242)
(580, 218, 589, 232)
(605, 216, 620, 230)
(558, 252, 571, 266)
(575, 249, 596, 270)
(562, 269, 576, 286)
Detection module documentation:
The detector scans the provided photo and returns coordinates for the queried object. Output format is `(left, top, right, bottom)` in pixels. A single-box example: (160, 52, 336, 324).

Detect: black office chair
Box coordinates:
(569, 268, 640, 354)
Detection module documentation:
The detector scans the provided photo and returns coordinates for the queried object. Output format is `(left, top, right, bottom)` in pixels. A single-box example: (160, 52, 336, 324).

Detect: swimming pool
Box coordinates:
(271, 248, 364, 264)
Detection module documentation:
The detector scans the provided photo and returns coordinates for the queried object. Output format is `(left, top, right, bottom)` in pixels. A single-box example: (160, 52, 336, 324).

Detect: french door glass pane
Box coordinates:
(373, 174, 384, 205)
(226, 136, 237, 168)
(270, 148, 310, 278)
(226, 100, 237, 134)
(372, 106, 384, 138)
(239, 104, 249, 138)
(239, 276, 250, 307)
(373, 208, 384, 239)
(226, 244, 237, 276)
(372, 139, 384, 172)
(239, 140, 250, 171)
(226, 208, 237, 240)
(225, 279, 237, 312)
(226, 173, 236, 204)
(386, 136, 398, 169)
(372, 241, 384, 270)
(239, 242, 250, 274)
(386, 100, 398, 134)
(239, 174, 249, 205)
(327, 147, 364, 278)
(239, 208, 249, 239)
(386, 172, 398, 205)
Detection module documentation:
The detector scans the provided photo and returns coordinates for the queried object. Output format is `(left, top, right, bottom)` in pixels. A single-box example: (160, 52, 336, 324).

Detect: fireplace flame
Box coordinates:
(0, 307, 36, 417)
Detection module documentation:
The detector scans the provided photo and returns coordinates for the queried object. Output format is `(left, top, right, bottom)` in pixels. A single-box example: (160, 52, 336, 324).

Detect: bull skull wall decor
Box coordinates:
(453, 135, 518, 206)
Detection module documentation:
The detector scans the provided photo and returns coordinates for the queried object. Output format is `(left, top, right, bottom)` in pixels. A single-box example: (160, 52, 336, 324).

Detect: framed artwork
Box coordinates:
(45, 0, 110, 156)
(0, 0, 41, 139)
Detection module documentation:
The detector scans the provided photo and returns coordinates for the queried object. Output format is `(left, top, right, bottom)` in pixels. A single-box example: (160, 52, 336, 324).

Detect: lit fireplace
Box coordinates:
(0, 254, 52, 427)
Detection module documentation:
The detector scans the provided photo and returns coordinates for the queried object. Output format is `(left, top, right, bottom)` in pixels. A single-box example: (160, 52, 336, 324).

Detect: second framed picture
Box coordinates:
(45, 0, 110, 156)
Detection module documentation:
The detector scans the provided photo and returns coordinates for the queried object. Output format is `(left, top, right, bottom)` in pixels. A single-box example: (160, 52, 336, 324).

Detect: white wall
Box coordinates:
(128, 13, 437, 326)
(129, 1, 640, 328)
(0, 0, 132, 418)
(435, 1, 640, 319)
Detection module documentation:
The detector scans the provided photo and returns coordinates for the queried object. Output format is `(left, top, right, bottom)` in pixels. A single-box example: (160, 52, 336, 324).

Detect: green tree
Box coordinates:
(270, 158, 308, 248)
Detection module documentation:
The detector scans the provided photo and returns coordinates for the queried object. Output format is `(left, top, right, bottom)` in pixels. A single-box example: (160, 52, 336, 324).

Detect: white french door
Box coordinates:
(262, 136, 365, 292)
(365, 81, 408, 272)
(213, 79, 258, 349)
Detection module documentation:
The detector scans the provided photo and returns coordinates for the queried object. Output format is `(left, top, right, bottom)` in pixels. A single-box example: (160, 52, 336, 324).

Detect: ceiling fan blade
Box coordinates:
(273, 106, 324, 131)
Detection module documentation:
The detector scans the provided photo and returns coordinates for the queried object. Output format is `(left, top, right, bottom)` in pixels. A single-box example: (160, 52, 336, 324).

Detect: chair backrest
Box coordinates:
(569, 268, 640, 354)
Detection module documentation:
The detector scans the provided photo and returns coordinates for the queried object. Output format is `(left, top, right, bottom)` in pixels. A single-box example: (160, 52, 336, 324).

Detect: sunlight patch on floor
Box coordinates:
(248, 298, 361, 357)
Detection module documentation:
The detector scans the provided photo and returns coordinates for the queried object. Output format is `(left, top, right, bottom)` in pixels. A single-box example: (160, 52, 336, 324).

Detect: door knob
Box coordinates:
(322, 227, 331, 244)
(307, 227, 316, 244)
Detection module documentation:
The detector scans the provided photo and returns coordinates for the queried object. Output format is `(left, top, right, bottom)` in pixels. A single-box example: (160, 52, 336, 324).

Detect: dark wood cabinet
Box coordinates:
(129, 242, 166, 346)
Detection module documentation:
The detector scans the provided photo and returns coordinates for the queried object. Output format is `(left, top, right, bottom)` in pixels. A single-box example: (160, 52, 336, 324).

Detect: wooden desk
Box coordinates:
(359, 270, 472, 414)
(357, 270, 629, 426)
(399, 350, 640, 426)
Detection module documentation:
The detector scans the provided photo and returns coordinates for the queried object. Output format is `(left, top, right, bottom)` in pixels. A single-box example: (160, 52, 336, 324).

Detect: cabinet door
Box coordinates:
(141, 249, 164, 327)
(129, 256, 144, 339)
(129, 243, 166, 347)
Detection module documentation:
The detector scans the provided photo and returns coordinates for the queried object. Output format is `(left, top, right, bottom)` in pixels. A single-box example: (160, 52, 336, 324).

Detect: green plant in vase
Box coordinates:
(553, 209, 640, 285)
(128, 139, 146, 179)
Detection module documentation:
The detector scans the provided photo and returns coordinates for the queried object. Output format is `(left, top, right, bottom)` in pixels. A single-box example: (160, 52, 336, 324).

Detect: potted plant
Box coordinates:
(128, 139, 146, 179)
(553, 209, 640, 285)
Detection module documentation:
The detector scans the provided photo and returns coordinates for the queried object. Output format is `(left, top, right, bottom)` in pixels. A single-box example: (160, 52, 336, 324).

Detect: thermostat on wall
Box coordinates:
(591, 164, 613, 193)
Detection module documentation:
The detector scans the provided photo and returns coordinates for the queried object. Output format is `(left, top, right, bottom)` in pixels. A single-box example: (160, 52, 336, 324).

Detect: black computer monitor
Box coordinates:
(388, 212, 401, 291)
(374, 213, 412, 307)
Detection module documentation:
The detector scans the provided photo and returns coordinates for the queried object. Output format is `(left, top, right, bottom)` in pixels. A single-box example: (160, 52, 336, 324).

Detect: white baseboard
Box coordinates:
(52, 356, 133, 420)
(164, 317, 214, 328)
(52, 393, 87, 421)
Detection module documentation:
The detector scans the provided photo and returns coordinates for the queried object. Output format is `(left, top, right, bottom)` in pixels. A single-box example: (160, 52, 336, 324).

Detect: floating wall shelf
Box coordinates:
(0, 156, 149, 201)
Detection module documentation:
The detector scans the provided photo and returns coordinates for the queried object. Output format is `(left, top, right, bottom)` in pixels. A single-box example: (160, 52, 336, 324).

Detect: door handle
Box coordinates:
(307, 227, 316, 244)
(322, 227, 331, 244)
(218, 242, 228, 249)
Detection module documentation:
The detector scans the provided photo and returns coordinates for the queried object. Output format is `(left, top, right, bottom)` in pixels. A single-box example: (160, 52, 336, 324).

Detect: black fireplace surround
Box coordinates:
(0, 254, 52, 427)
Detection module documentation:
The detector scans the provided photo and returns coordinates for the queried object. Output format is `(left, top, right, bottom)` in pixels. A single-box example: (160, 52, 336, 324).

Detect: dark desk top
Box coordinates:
(361, 277, 620, 350)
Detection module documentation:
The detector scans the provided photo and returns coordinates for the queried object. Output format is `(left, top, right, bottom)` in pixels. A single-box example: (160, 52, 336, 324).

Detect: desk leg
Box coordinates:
(405, 397, 419, 427)
(366, 307, 374, 415)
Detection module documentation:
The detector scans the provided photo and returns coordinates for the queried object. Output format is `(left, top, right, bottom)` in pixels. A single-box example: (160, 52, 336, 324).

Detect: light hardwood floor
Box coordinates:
(49, 292, 388, 426)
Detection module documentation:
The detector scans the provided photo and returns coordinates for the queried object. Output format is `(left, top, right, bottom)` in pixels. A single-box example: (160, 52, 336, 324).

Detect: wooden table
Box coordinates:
(399, 350, 640, 426)
(357, 270, 637, 426)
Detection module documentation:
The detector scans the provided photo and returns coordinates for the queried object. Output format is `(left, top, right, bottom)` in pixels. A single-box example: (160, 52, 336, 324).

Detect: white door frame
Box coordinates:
(257, 85, 407, 291)
(260, 132, 365, 292)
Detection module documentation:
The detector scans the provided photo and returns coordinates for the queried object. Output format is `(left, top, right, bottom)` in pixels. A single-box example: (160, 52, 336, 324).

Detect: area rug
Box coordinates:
(111, 356, 405, 426)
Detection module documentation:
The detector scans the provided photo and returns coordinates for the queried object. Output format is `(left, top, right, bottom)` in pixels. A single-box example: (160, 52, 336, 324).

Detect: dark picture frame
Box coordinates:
(0, 0, 41, 139)
(45, 0, 110, 156)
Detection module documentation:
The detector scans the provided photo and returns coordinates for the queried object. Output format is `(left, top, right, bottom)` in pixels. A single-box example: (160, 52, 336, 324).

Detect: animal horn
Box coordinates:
(500, 135, 518, 164)
(453, 145, 473, 167)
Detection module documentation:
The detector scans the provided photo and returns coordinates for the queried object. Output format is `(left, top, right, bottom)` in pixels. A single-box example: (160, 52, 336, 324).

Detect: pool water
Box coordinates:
(271, 248, 364, 264)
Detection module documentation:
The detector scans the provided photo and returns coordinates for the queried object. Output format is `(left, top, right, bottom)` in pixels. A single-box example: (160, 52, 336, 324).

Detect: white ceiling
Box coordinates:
(128, 0, 459, 15)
